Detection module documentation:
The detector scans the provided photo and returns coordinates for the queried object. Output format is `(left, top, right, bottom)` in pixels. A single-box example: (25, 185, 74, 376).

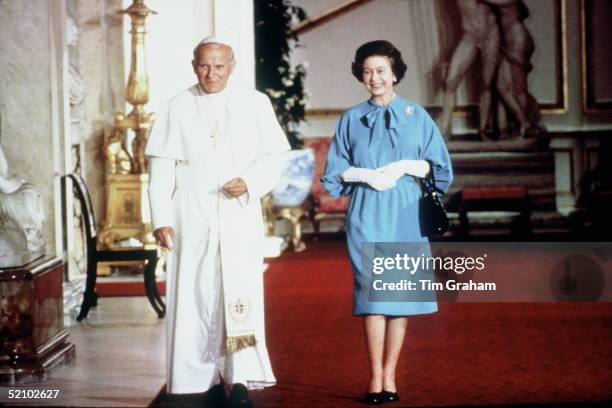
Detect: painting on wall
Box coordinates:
(292, 0, 567, 117)
(581, 0, 612, 113)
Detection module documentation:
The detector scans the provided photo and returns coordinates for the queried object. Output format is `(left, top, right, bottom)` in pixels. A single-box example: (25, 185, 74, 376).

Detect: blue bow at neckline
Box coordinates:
(362, 99, 412, 147)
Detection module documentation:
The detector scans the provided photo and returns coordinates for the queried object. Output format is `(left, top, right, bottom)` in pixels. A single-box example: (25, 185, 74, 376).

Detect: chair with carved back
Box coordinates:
(64, 173, 165, 321)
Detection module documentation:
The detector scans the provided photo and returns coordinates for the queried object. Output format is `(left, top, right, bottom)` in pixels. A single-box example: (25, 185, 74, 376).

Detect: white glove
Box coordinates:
(341, 167, 396, 191)
(378, 160, 430, 182)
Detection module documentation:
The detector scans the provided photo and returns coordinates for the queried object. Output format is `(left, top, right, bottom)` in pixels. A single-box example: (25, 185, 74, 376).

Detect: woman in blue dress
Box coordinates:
(322, 40, 453, 405)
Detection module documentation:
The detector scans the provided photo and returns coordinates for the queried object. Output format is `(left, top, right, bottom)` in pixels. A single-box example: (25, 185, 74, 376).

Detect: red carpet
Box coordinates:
(97, 280, 165, 297)
(248, 240, 612, 407)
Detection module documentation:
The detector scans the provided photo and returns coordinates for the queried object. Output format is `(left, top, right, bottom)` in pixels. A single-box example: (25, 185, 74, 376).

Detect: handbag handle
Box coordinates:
(418, 159, 449, 236)
(421, 160, 437, 195)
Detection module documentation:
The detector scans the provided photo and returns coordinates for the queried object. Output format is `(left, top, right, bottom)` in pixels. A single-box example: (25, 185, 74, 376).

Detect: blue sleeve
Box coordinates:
(420, 110, 453, 194)
(321, 113, 355, 197)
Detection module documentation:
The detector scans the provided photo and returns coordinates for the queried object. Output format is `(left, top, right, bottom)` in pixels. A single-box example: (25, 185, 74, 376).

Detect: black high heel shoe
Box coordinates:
(364, 392, 384, 405)
(381, 390, 400, 403)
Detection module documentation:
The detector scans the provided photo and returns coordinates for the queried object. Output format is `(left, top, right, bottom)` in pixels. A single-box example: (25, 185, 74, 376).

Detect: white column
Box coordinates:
(213, 0, 255, 88)
(49, 0, 71, 259)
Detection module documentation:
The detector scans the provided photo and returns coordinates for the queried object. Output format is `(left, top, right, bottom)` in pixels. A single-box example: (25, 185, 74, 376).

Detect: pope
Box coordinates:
(145, 36, 290, 407)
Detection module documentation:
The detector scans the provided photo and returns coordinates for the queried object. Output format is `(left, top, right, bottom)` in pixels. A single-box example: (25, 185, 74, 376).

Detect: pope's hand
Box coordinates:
(222, 177, 248, 198)
(154, 226, 176, 251)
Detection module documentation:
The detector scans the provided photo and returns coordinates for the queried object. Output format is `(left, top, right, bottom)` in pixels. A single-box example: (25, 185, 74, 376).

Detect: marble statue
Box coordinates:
(0, 145, 24, 194)
(494, 0, 544, 139)
(0, 144, 45, 260)
(440, 0, 545, 140)
(440, 0, 500, 138)
(67, 15, 87, 146)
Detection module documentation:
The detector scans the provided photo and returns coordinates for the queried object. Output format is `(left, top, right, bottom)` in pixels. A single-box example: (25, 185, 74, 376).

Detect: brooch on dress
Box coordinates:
(405, 106, 414, 115)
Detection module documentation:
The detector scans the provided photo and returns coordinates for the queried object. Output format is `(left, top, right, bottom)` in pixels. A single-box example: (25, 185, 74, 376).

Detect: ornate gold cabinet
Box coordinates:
(98, 174, 154, 249)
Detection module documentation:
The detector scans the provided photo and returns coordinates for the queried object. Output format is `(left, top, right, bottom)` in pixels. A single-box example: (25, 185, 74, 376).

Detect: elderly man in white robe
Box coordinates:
(145, 36, 290, 407)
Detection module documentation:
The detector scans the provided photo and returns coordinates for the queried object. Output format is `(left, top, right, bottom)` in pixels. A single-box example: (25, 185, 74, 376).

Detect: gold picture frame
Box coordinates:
(581, 0, 612, 113)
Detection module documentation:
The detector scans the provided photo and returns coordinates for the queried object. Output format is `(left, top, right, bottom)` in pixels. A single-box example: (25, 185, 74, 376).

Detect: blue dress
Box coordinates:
(321, 96, 453, 316)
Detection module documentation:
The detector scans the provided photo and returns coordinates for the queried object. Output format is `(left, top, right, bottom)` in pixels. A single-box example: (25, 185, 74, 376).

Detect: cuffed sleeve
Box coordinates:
(419, 110, 453, 194)
(321, 114, 355, 197)
(148, 157, 176, 229)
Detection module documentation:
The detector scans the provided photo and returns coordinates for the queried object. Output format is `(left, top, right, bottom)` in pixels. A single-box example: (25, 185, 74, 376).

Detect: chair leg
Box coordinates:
(292, 216, 306, 252)
(516, 212, 532, 238)
(313, 217, 321, 242)
(149, 254, 166, 315)
(458, 208, 470, 238)
(77, 257, 98, 321)
(77, 293, 92, 322)
(143, 255, 165, 318)
(150, 261, 166, 315)
(151, 263, 166, 316)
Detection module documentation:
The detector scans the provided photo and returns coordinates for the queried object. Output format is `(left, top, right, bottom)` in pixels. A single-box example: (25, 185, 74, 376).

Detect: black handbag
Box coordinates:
(419, 163, 449, 236)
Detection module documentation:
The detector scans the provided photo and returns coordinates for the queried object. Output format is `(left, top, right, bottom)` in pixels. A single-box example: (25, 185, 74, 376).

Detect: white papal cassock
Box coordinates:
(145, 82, 290, 394)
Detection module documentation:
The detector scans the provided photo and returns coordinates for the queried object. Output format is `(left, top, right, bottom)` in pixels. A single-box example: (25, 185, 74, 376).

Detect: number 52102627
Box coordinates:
(8, 389, 59, 399)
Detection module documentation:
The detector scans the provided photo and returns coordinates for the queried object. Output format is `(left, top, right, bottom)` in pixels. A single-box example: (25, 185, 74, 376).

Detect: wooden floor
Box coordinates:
(0, 297, 165, 407)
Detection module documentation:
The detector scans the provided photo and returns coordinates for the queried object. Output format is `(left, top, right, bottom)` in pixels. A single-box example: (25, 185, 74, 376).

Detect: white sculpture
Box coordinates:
(67, 15, 87, 145)
(440, 0, 544, 140)
(0, 145, 24, 194)
(0, 144, 45, 259)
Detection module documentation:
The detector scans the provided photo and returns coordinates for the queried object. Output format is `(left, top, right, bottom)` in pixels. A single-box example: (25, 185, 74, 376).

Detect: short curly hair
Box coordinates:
(351, 40, 407, 84)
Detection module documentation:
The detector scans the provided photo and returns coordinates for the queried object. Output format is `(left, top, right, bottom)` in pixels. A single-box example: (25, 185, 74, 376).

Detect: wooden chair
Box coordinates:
(64, 174, 165, 321)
